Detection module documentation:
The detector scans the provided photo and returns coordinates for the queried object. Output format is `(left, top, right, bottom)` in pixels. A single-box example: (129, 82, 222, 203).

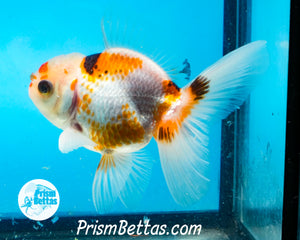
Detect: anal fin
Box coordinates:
(119, 150, 153, 209)
(92, 150, 153, 213)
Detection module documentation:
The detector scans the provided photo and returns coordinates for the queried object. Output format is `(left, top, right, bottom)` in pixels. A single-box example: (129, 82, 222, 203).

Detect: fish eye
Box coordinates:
(38, 80, 53, 95)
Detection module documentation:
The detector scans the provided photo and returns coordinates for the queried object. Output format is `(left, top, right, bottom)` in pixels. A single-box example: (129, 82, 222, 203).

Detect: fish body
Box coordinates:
(76, 48, 171, 154)
(29, 41, 268, 213)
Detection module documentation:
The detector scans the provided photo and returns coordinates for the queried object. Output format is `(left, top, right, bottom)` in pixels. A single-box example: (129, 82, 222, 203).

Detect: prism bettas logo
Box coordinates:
(34, 187, 58, 205)
(18, 179, 60, 221)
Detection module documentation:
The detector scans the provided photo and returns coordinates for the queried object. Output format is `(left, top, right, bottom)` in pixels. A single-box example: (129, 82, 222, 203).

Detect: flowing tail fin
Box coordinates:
(155, 41, 268, 206)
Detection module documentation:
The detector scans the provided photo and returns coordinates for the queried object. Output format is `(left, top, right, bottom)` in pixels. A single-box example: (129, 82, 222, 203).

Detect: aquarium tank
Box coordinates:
(0, 0, 298, 239)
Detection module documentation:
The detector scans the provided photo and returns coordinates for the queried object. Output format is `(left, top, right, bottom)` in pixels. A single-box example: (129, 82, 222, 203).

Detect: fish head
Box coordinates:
(29, 53, 84, 129)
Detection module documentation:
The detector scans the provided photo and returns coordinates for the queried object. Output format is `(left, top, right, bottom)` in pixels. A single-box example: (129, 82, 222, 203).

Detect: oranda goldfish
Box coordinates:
(29, 40, 268, 213)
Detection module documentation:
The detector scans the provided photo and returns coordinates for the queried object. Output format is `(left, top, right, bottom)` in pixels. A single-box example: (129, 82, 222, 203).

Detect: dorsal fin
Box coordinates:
(101, 18, 109, 49)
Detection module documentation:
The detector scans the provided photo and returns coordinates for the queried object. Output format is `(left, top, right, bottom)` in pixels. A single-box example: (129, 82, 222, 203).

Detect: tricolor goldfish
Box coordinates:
(29, 40, 268, 213)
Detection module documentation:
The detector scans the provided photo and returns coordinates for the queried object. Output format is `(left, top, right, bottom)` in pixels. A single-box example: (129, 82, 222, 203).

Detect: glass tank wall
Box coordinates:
(237, 0, 290, 239)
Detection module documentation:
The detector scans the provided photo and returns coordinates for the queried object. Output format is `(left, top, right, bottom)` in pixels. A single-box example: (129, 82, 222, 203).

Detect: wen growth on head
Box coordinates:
(29, 34, 268, 213)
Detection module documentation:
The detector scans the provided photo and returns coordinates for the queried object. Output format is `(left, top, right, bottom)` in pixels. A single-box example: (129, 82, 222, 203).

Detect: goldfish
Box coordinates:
(29, 39, 268, 213)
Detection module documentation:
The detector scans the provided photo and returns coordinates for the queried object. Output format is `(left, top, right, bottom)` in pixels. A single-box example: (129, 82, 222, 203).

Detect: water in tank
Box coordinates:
(0, 0, 291, 239)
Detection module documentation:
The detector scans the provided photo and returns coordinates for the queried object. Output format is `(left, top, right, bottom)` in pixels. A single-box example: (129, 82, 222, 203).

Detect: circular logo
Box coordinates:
(18, 179, 60, 221)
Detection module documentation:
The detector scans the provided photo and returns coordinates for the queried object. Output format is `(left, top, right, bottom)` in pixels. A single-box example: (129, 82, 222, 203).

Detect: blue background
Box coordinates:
(0, 0, 224, 216)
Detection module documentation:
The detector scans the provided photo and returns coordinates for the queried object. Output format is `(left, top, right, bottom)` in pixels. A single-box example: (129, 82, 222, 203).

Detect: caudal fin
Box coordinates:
(155, 41, 269, 206)
(193, 40, 268, 120)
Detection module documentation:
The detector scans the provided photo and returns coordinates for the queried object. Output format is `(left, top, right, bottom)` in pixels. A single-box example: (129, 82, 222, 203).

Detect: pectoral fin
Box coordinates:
(58, 127, 95, 153)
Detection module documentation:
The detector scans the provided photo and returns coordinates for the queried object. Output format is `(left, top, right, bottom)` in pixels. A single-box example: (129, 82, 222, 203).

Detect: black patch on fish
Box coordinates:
(68, 87, 82, 133)
(84, 53, 101, 74)
(128, 76, 163, 129)
(68, 85, 78, 116)
(190, 75, 210, 100)
(158, 126, 174, 142)
(72, 122, 83, 132)
(131, 96, 158, 127)
(167, 80, 180, 93)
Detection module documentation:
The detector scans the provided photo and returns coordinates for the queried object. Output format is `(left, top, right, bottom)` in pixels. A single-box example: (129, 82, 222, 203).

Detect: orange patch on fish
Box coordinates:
(83, 94, 89, 101)
(162, 80, 181, 104)
(81, 52, 143, 83)
(152, 80, 185, 143)
(162, 80, 180, 96)
(91, 107, 145, 151)
(30, 74, 37, 81)
(40, 74, 48, 80)
(77, 93, 93, 120)
(154, 90, 197, 143)
(81, 103, 88, 111)
(154, 76, 209, 143)
(39, 62, 48, 73)
(77, 98, 82, 107)
(70, 79, 78, 91)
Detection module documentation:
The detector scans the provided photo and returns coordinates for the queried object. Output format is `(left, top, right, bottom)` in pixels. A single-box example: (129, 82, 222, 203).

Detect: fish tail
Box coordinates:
(155, 41, 269, 206)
